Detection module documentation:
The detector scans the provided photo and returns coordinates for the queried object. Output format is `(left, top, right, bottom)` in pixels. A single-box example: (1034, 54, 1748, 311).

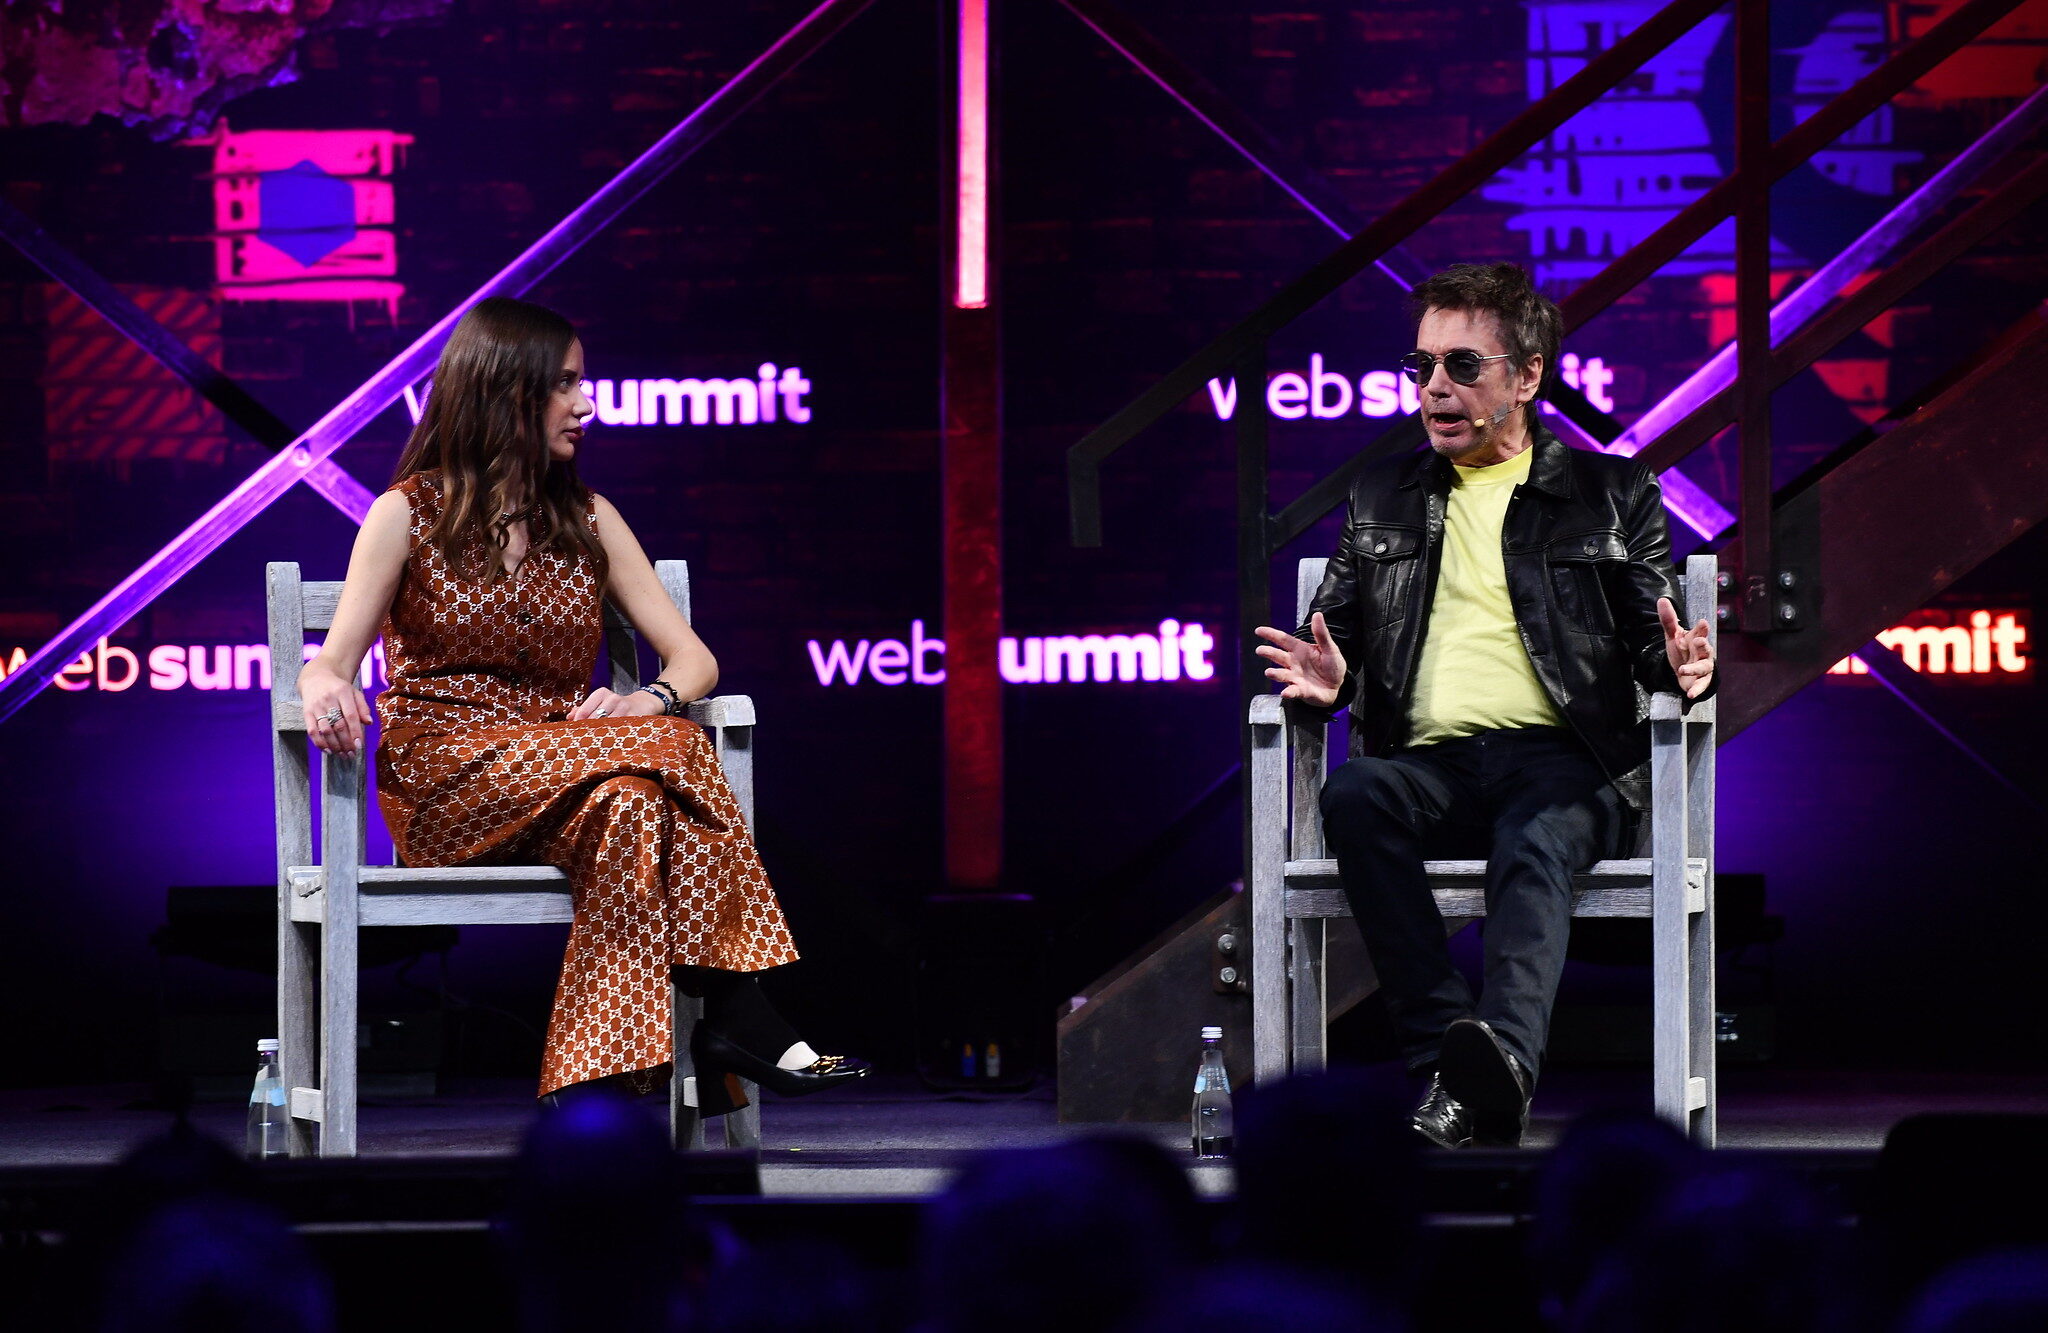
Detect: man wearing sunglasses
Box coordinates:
(1255, 262, 1715, 1148)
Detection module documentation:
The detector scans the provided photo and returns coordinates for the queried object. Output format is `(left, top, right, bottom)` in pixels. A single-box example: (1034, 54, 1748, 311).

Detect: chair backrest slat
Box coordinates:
(1296, 558, 1328, 624)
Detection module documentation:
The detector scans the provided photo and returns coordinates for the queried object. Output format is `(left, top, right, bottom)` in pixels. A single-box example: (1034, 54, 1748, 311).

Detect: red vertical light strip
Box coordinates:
(955, 0, 989, 309)
(943, 0, 1001, 889)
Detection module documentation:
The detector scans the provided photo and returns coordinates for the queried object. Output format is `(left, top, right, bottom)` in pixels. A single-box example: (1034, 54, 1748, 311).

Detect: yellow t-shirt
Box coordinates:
(1406, 445, 1564, 745)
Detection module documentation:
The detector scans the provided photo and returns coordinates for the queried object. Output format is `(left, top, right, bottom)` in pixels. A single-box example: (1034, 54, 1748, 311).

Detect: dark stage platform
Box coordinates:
(5, 1068, 2043, 1196)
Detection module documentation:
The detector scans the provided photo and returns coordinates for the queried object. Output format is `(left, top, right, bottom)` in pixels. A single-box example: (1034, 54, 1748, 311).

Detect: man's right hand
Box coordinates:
(1254, 612, 1346, 708)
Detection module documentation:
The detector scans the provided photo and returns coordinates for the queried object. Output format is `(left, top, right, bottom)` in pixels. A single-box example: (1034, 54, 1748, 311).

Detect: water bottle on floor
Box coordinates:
(1191, 1025, 1233, 1158)
(246, 1038, 288, 1160)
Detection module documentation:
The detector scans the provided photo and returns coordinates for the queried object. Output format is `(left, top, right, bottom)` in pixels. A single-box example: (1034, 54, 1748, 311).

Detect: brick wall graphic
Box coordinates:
(185, 118, 413, 311)
(41, 286, 227, 470)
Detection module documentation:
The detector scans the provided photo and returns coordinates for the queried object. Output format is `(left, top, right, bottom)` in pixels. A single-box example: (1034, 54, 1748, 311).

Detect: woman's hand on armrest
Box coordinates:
(297, 488, 409, 755)
(300, 662, 373, 754)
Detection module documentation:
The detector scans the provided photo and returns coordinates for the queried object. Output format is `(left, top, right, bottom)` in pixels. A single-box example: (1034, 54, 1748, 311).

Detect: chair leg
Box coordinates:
(319, 922, 359, 1157)
(670, 985, 709, 1151)
(1288, 918, 1328, 1072)
(1250, 854, 1290, 1085)
(278, 916, 319, 1157)
(1689, 869, 1718, 1147)
(1651, 877, 1691, 1140)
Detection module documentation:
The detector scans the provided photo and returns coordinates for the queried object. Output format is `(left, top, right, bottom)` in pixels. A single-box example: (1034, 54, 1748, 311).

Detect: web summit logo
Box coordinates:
(585, 364, 811, 427)
(402, 364, 812, 427)
(807, 620, 1217, 687)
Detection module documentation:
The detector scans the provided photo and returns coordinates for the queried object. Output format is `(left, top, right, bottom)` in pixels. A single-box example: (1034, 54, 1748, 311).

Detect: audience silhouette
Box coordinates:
(17, 1086, 2041, 1332)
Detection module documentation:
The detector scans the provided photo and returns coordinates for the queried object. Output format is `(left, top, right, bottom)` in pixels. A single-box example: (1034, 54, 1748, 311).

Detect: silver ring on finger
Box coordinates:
(593, 708, 610, 718)
(321, 706, 344, 724)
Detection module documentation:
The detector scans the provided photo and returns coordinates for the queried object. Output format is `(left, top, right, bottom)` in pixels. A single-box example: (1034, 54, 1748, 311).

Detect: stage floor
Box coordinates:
(4, 1069, 2044, 1197)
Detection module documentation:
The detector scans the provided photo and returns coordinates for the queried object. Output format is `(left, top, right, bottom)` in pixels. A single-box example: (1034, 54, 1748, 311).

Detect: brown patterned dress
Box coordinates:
(372, 470, 798, 1098)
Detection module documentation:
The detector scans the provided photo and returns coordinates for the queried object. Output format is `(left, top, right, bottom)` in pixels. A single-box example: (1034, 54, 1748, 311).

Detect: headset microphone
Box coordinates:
(1469, 402, 1516, 430)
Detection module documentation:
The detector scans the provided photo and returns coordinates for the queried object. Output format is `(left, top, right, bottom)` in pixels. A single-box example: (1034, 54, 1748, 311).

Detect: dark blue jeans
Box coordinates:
(1318, 726, 1634, 1084)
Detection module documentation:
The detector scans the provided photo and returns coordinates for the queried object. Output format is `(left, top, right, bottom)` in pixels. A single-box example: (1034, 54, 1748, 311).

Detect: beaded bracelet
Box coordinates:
(637, 679, 684, 716)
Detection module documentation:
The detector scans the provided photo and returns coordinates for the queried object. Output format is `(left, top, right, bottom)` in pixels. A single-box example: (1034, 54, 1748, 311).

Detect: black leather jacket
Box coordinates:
(1298, 427, 1712, 810)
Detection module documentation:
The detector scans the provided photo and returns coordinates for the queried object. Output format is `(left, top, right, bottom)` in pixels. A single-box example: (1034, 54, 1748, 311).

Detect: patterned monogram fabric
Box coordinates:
(374, 470, 798, 1098)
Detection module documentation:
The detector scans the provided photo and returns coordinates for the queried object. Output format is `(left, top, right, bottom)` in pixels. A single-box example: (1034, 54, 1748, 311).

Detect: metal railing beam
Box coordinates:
(1066, 0, 1727, 545)
(1058, 0, 1645, 505)
(1557, 0, 2028, 336)
(1635, 152, 2048, 480)
(1606, 82, 2048, 469)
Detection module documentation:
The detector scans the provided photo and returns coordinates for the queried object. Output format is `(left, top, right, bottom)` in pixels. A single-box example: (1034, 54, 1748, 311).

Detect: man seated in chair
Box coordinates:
(1256, 262, 1716, 1148)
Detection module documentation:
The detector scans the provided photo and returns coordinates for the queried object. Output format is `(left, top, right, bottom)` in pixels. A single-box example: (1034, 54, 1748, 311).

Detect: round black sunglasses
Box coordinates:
(1399, 350, 1513, 386)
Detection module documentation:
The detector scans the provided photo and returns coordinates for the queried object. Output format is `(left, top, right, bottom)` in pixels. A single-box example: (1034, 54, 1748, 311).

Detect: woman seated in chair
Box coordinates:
(296, 296, 867, 1111)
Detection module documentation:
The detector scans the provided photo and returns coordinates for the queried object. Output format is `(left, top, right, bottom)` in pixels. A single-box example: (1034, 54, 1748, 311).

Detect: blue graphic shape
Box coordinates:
(1482, 2, 1919, 286)
(1700, 6, 1921, 265)
(257, 160, 356, 267)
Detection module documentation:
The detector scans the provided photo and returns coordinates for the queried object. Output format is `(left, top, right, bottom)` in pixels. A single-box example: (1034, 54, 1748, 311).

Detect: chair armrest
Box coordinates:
(1249, 693, 1285, 728)
(1650, 690, 1716, 725)
(686, 694, 756, 729)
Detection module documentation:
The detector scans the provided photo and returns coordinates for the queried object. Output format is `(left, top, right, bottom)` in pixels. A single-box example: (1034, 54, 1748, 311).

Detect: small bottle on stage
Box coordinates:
(246, 1038, 287, 1161)
(1190, 1025, 1233, 1159)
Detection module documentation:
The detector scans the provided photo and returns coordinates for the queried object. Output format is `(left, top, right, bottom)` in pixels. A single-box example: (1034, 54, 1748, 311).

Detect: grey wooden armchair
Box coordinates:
(268, 559, 760, 1157)
(1248, 554, 1719, 1145)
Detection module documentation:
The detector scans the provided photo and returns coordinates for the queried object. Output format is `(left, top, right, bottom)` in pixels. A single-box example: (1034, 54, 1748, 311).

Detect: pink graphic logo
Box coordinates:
(185, 118, 412, 313)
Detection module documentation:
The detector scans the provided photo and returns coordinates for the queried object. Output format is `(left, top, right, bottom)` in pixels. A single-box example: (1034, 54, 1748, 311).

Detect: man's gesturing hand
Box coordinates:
(1659, 596, 1715, 699)
(1254, 612, 1347, 708)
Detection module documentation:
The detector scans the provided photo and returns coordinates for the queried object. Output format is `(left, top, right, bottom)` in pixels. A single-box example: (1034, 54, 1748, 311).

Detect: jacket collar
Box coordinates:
(1396, 422, 1573, 498)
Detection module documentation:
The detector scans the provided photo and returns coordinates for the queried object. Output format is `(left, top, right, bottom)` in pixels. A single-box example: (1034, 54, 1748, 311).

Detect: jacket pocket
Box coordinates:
(1547, 530, 1626, 637)
(1351, 525, 1423, 629)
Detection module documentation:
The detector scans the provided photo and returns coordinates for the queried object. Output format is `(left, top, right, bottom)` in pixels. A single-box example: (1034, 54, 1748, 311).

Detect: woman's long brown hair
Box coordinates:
(389, 297, 607, 583)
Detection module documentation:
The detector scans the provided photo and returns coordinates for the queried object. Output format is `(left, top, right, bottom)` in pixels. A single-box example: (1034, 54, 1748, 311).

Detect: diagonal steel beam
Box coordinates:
(1855, 635, 2044, 813)
(1557, 0, 2027, 336)
(1605, 81, 2048, 474)
(1636, 152, 2048, 478)
(1065, 0, 1727, 545)
(0, 0, 874, 724)
(1714, 321, 2048, 739)
(1057, 0, 1748, 549)
(1057, 0, 1429, 290)
(0, 197, 379, 521)
(1069, 0, 2026, 548)
(1054, 0, 1637, 457)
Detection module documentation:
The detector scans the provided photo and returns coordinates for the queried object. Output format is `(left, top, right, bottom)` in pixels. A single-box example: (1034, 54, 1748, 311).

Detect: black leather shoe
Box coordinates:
(1410, 1073, 1473, 1149)
(1440, 1017, 1531, 1147)
(691, 1026, 872, 1101)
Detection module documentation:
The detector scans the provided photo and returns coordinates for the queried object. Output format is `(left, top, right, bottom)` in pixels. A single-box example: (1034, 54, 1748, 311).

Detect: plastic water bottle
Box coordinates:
(246, 1038, 288, 1160)
(1191, 1025, 1233, 1158)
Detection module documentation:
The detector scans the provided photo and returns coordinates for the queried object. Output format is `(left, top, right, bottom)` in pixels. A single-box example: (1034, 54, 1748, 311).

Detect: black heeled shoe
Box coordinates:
(689, 1025, 872, 1105)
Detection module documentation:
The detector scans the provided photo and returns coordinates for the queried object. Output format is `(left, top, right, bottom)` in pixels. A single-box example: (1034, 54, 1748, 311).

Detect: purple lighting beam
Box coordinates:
(0, 0, 873, 725)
